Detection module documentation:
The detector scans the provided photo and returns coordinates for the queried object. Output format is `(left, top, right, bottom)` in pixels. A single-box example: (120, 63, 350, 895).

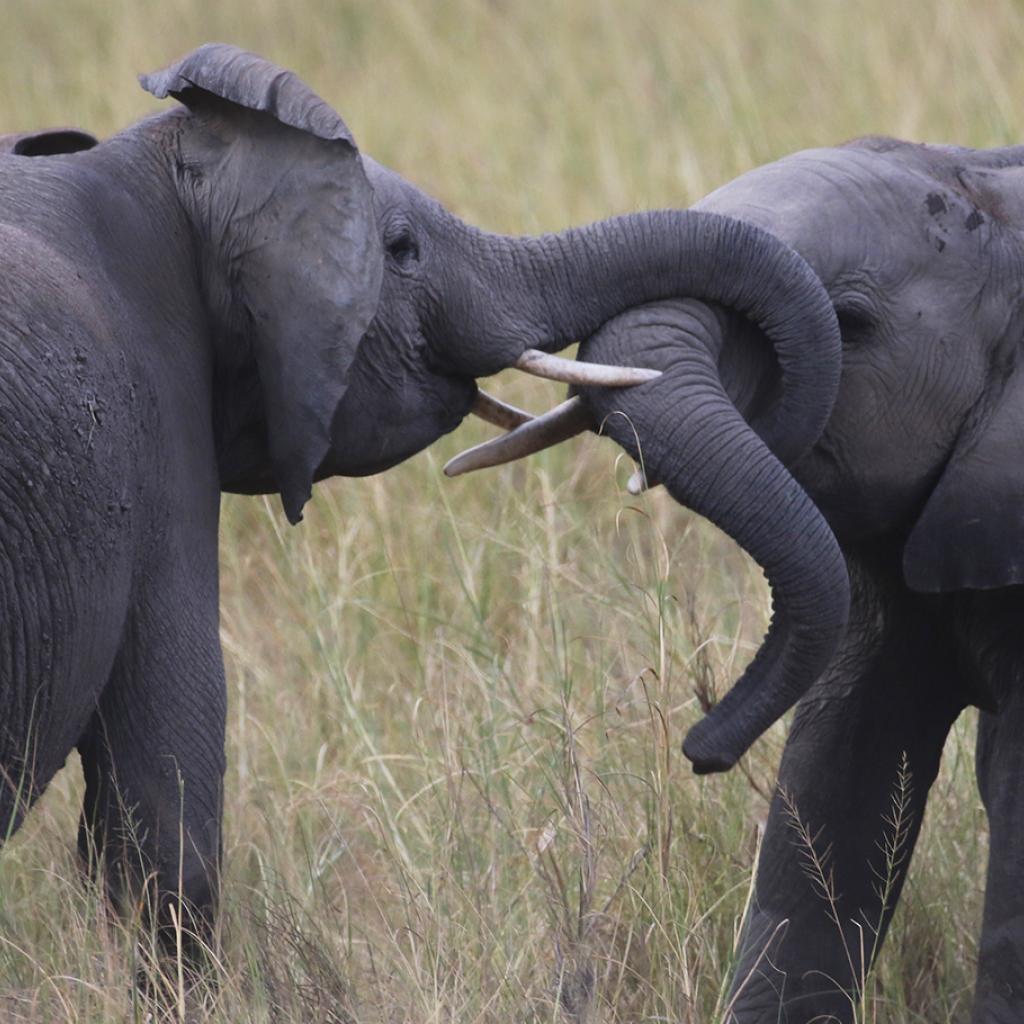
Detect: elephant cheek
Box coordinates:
(384, 372, 477, 463)
(795, 433, 947, 543)
(324, 373, 475, 477)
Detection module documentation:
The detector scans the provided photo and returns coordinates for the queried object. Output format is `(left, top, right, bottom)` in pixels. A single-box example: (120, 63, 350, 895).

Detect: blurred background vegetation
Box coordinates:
(0, 0, 1015, 1020)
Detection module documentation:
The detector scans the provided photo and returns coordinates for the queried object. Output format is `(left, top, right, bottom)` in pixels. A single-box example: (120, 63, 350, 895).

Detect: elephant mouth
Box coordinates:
(322, 369, 479, 480)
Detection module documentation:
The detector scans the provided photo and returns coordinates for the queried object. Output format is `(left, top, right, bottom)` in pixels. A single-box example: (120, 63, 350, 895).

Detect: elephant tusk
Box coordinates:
(471, 390, 533, 430)
(444, 396, 594, 477)
(514, 348, 662, 388)
(466, 392, 662, 491)
(626, 468, 648, 495)
(625, 467, 663, 494)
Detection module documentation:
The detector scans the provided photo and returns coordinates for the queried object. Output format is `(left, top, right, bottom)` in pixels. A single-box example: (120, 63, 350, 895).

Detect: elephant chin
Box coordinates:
(320, 372, 478, 479)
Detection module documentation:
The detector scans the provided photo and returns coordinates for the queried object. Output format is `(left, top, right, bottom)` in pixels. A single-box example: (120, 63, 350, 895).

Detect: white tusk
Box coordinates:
(627, 469, 648, 495)
(626, 466, 661, 494)
(444, 396, 594, 477)
(514, 348, 661, 388)
(471, 390, 533, 431)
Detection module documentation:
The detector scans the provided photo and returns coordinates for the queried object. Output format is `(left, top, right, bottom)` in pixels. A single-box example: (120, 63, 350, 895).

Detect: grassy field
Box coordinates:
(0, 0, 1015, 1019)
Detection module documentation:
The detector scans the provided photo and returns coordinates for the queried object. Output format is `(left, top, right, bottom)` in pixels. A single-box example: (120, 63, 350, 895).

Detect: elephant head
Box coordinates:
(445, 137, 1024, 772)
(692, 137, 1024, 573)
(692, 139, 1024, 600)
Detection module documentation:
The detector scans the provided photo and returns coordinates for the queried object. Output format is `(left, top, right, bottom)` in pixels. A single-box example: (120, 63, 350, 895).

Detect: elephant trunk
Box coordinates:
(577, 303, 850, 772)
(447, 210, 841, 465)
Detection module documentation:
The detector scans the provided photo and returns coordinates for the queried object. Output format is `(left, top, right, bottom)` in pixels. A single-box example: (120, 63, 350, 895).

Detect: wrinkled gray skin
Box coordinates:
(578, 136, 1024, 1023)
(0, 53, 846, 963)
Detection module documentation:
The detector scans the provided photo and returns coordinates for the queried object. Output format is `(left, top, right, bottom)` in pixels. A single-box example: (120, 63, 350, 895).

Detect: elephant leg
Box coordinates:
(0, 572, 132, 845)
(969, 591, 1024, 1023)
(727, 553, 965, 1023)
(76, 589, 226, 970)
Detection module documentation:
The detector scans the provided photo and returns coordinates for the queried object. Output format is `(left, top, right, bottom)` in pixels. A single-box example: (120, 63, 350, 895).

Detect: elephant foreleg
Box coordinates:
(974, 700, 1024, 1022)
(727, 552, 965, 1023)
(966, 589, 1024, 1023)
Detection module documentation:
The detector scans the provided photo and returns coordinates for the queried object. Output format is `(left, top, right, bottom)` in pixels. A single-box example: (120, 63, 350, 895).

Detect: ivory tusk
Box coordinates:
(470, 390, 533, 431)
(514, 348, 662, 388)
(626, 469, 648, 495)
(444, 396, 594, 477)
(627, 467, 663, 495)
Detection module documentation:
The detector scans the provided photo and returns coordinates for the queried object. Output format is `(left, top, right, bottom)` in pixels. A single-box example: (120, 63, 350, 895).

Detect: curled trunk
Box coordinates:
(446, 210, 842, 465)
(439, 202, 850, 767)
(577, 302, 850, 772)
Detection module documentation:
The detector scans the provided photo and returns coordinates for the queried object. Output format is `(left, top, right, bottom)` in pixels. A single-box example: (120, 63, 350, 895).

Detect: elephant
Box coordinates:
(0, 44, 845, 966)
(446, 135, 1024, 1022)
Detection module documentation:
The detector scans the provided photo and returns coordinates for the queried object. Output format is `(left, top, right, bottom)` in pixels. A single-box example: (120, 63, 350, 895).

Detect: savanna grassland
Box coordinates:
(0, 1, 1014, 1020)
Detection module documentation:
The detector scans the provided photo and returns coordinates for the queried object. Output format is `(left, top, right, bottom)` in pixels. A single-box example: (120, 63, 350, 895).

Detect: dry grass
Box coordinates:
(0, 0, 1007, 1019)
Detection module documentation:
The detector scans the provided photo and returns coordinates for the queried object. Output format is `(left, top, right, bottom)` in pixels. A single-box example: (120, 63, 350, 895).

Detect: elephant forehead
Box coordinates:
(696, 148, 900, 229)
(693, 147, 976, 283)
(362, 156, 445, 223)
(362, 156, 404, 206)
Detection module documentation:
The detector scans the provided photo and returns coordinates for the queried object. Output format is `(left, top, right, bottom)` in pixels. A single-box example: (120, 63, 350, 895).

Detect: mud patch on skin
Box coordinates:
(965, 209, 985, 231)
(926, 192, 948, 216)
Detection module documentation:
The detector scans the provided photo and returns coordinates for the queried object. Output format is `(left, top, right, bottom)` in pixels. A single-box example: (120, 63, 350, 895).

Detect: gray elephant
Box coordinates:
(0, 45, 841, 962)
(449, 136, 1024, 1022)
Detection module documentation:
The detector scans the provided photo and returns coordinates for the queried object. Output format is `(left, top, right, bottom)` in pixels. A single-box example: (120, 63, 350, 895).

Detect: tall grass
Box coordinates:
(0, 0, 1007, 1019)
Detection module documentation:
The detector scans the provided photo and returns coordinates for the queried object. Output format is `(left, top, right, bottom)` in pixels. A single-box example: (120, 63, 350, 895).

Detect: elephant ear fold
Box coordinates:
(1, 128, 97, 155)
(904, 366, 1024, 592)
(139, 43, 351, 143)
(141, 45, 381, 524)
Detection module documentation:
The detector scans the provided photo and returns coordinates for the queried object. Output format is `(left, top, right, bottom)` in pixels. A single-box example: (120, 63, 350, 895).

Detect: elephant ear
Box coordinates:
(139, 44, 352, 142)
(904, 364, 1024, 592)
(0, 128, 97, 155)
(141, 45, 381, 523)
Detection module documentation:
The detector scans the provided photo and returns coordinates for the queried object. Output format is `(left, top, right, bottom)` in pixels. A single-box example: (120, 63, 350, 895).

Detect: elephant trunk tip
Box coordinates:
(681, 728, 740, 775)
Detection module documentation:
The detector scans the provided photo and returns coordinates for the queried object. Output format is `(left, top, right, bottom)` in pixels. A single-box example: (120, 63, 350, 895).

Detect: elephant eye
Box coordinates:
(385, 228, 420, 267)
(835, 302, 874, 347)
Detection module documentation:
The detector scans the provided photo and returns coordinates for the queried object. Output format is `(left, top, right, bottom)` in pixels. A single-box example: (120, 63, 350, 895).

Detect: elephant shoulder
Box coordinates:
(0, 221, 118, 359)
(840, 134, 909, 154)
